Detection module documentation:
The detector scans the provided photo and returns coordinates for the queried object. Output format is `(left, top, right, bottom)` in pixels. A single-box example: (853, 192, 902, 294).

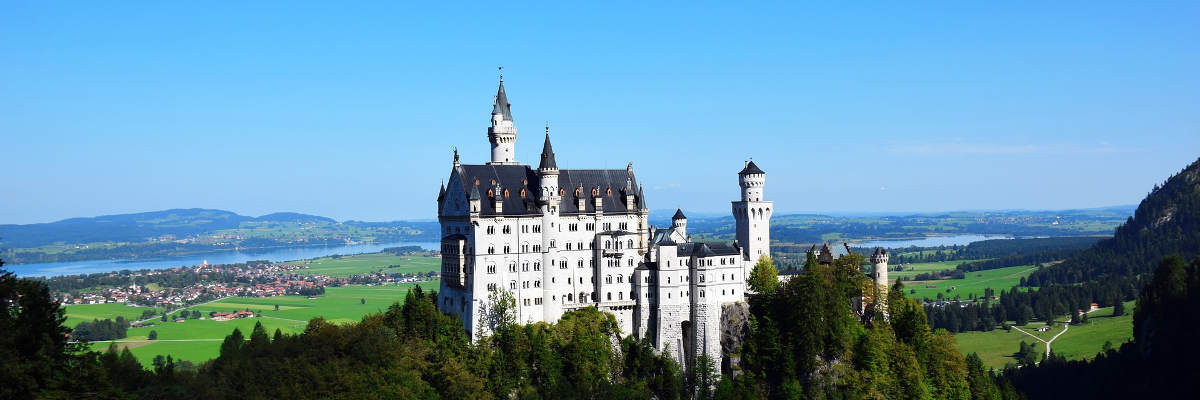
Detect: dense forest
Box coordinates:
(1, 252, 1020, 399)
(879, 237, 1103, 265)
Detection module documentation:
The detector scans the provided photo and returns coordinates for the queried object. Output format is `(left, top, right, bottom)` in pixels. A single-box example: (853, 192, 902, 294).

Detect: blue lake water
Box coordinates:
(7, 241, 440, 278)
(855, 234, 1011, 249)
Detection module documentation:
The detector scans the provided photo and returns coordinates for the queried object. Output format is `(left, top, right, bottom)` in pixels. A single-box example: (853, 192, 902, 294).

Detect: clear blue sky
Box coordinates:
(2, 2, 1198, 224)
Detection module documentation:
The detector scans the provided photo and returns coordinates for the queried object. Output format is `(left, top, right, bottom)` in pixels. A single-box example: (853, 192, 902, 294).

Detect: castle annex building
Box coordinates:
(436, 75, 774, 369)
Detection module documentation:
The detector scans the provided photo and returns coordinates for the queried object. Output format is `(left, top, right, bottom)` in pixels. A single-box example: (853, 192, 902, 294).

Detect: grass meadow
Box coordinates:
(889, 259, 988, 281)
(902, 264, 1038, 301)
(87, 281, 439, 367)
(291, 253, 440, 277)
(63, 303, 160, 327)
(954, 301, 1135, 370)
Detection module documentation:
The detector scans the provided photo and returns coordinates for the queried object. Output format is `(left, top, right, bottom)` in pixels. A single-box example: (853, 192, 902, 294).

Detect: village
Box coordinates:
(56, 258, 439, 308)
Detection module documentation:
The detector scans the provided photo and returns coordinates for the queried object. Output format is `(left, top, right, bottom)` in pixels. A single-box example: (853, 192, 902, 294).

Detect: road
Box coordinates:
(1010, 308, 1103, 357)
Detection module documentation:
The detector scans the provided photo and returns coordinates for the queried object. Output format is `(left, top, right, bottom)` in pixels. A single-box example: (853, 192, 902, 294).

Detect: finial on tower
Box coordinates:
(453, 147, 460, 166)
(498, 65, 503, 82)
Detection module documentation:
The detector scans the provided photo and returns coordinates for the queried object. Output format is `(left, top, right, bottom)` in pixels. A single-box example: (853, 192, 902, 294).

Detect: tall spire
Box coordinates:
(539, 124, 557, 170)
(492, 66, 512, 121)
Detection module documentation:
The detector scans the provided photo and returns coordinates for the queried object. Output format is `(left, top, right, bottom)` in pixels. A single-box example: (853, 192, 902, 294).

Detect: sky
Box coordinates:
(2, 2, 1198, 224)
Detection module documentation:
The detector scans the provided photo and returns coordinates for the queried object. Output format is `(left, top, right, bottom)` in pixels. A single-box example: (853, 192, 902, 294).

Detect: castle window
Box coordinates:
(559, 188, 566, 196)
(534, 280, 541, 288)
(503, 188, 510, 198)
(568, 293, 574, 301)
(606, 275, 612, 284)
(700, 290, 705, 298)
(574, 188, 581, 196)
(566, 242, 572, 250)
(509, 263, 517, 273)
(487, 189, 494, 197)
(510, 281, 517, 290)
(490, 179, 496, 186)
(520, 188, 526, 197)
(534, 262, 541, 271)
(560, 260, 568, 269)
(617, 275, 624, 283)
(487, 283, 497, 291)
(592, 188, 599, 196)
(535, 297, 542, 305)
(503, 245, 510, 254)
(522, 262, 529, 272)
(606, 188, 612, 196)
(503, 225, 511, 234)
(487, 265, 496, 274)
(578, 259, 584, 268)
(607, 292, 612, 301)
(487, 246, 495, 254)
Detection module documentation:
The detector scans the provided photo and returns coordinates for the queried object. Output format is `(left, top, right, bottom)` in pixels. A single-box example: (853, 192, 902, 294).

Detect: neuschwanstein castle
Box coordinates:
(436, 75, 774, 370)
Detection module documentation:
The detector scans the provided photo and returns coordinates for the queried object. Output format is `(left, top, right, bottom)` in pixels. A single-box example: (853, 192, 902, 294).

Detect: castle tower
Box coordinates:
(487, 70, 518, 165)
(870, 248, 889, 310)
(671, 209, 688, 238)
(538, 129, 563, 321)
(732, 160, 773, 262)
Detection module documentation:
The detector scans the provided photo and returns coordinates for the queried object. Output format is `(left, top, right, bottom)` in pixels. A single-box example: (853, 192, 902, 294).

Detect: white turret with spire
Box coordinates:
(488, 67, 518, 165)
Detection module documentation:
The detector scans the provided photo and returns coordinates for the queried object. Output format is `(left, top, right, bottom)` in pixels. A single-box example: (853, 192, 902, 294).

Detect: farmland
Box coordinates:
(87, 281, 438, 366)
(63, 303, 160, 327)
(889, 259, 988, 281)
(902, 264, 1038, 301)
(291, 252, 440, 277)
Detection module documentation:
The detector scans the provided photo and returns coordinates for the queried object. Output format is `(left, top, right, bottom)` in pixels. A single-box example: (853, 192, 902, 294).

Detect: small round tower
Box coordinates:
(870, 248, 889, 288)
(671, 208, 687, 238)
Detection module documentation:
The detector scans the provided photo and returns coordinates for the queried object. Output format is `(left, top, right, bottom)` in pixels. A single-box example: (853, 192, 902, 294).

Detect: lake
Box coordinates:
(7, 241, 440, 278)
(855, 234, 1011, 249)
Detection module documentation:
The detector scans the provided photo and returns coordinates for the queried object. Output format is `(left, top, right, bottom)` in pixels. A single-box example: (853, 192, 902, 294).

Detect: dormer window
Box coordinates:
(503, 188, 510, 198)
(520, 188, 526, 197)
(487, 189, 494, 197)
(560, 188, 566, 196)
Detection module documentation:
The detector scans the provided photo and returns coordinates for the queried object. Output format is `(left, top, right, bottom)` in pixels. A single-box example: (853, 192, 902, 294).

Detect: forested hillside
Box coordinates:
(1025, 157, 1200, 286)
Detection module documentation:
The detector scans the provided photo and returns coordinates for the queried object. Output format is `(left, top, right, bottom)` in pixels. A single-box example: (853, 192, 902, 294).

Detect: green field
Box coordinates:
(903, 264, 1038, 301)
(291, 253, 441, 277)
(890, 259, 988, 281)
(88, 281, 438, 366)
(955, 301, 1135, 370)
(63, 303, 160, 327)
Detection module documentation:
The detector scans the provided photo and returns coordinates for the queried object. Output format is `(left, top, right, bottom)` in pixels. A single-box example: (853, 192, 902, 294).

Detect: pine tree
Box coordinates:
(747, 255, 779, 295)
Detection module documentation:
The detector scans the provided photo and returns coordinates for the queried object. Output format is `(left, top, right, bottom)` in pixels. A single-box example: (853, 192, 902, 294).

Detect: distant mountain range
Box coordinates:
(0, 209, 439, 264)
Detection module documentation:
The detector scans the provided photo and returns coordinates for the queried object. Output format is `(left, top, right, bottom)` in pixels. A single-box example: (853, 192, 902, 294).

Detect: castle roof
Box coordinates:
(538, 133, 557, 170)
(676, 242, 740, 258)
(672, 208, 687, 220)
(447, 164, 644, 216)
(739, 160, 765, 175)
(492, 79, 513, 121)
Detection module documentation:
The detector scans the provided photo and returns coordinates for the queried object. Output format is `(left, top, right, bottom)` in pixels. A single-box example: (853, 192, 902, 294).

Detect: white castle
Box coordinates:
(436, 75, 776, 369)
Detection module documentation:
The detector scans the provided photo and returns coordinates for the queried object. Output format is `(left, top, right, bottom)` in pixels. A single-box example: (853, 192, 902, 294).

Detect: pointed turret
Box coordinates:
(492, 78, 513, 121)
(487, 68, 518, 165)
(539, 132, 557, 170)
(673, 208, 687, 221)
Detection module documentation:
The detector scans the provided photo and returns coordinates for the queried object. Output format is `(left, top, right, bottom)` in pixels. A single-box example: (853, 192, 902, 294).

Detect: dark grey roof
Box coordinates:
(873, 247, 888, 256)
(676, 242, 740, 258)
(492, 80, 513, 121)
(442, 233, 467, 241)
(539, 134, 557, 170)
(739, 160, 765, 175)
(557, 169, 643, 215)
(469, 185, 481, 201)
(672, 209, 687, 220)
(449, 164, 644, 216)
(636, 186, 647, 209)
